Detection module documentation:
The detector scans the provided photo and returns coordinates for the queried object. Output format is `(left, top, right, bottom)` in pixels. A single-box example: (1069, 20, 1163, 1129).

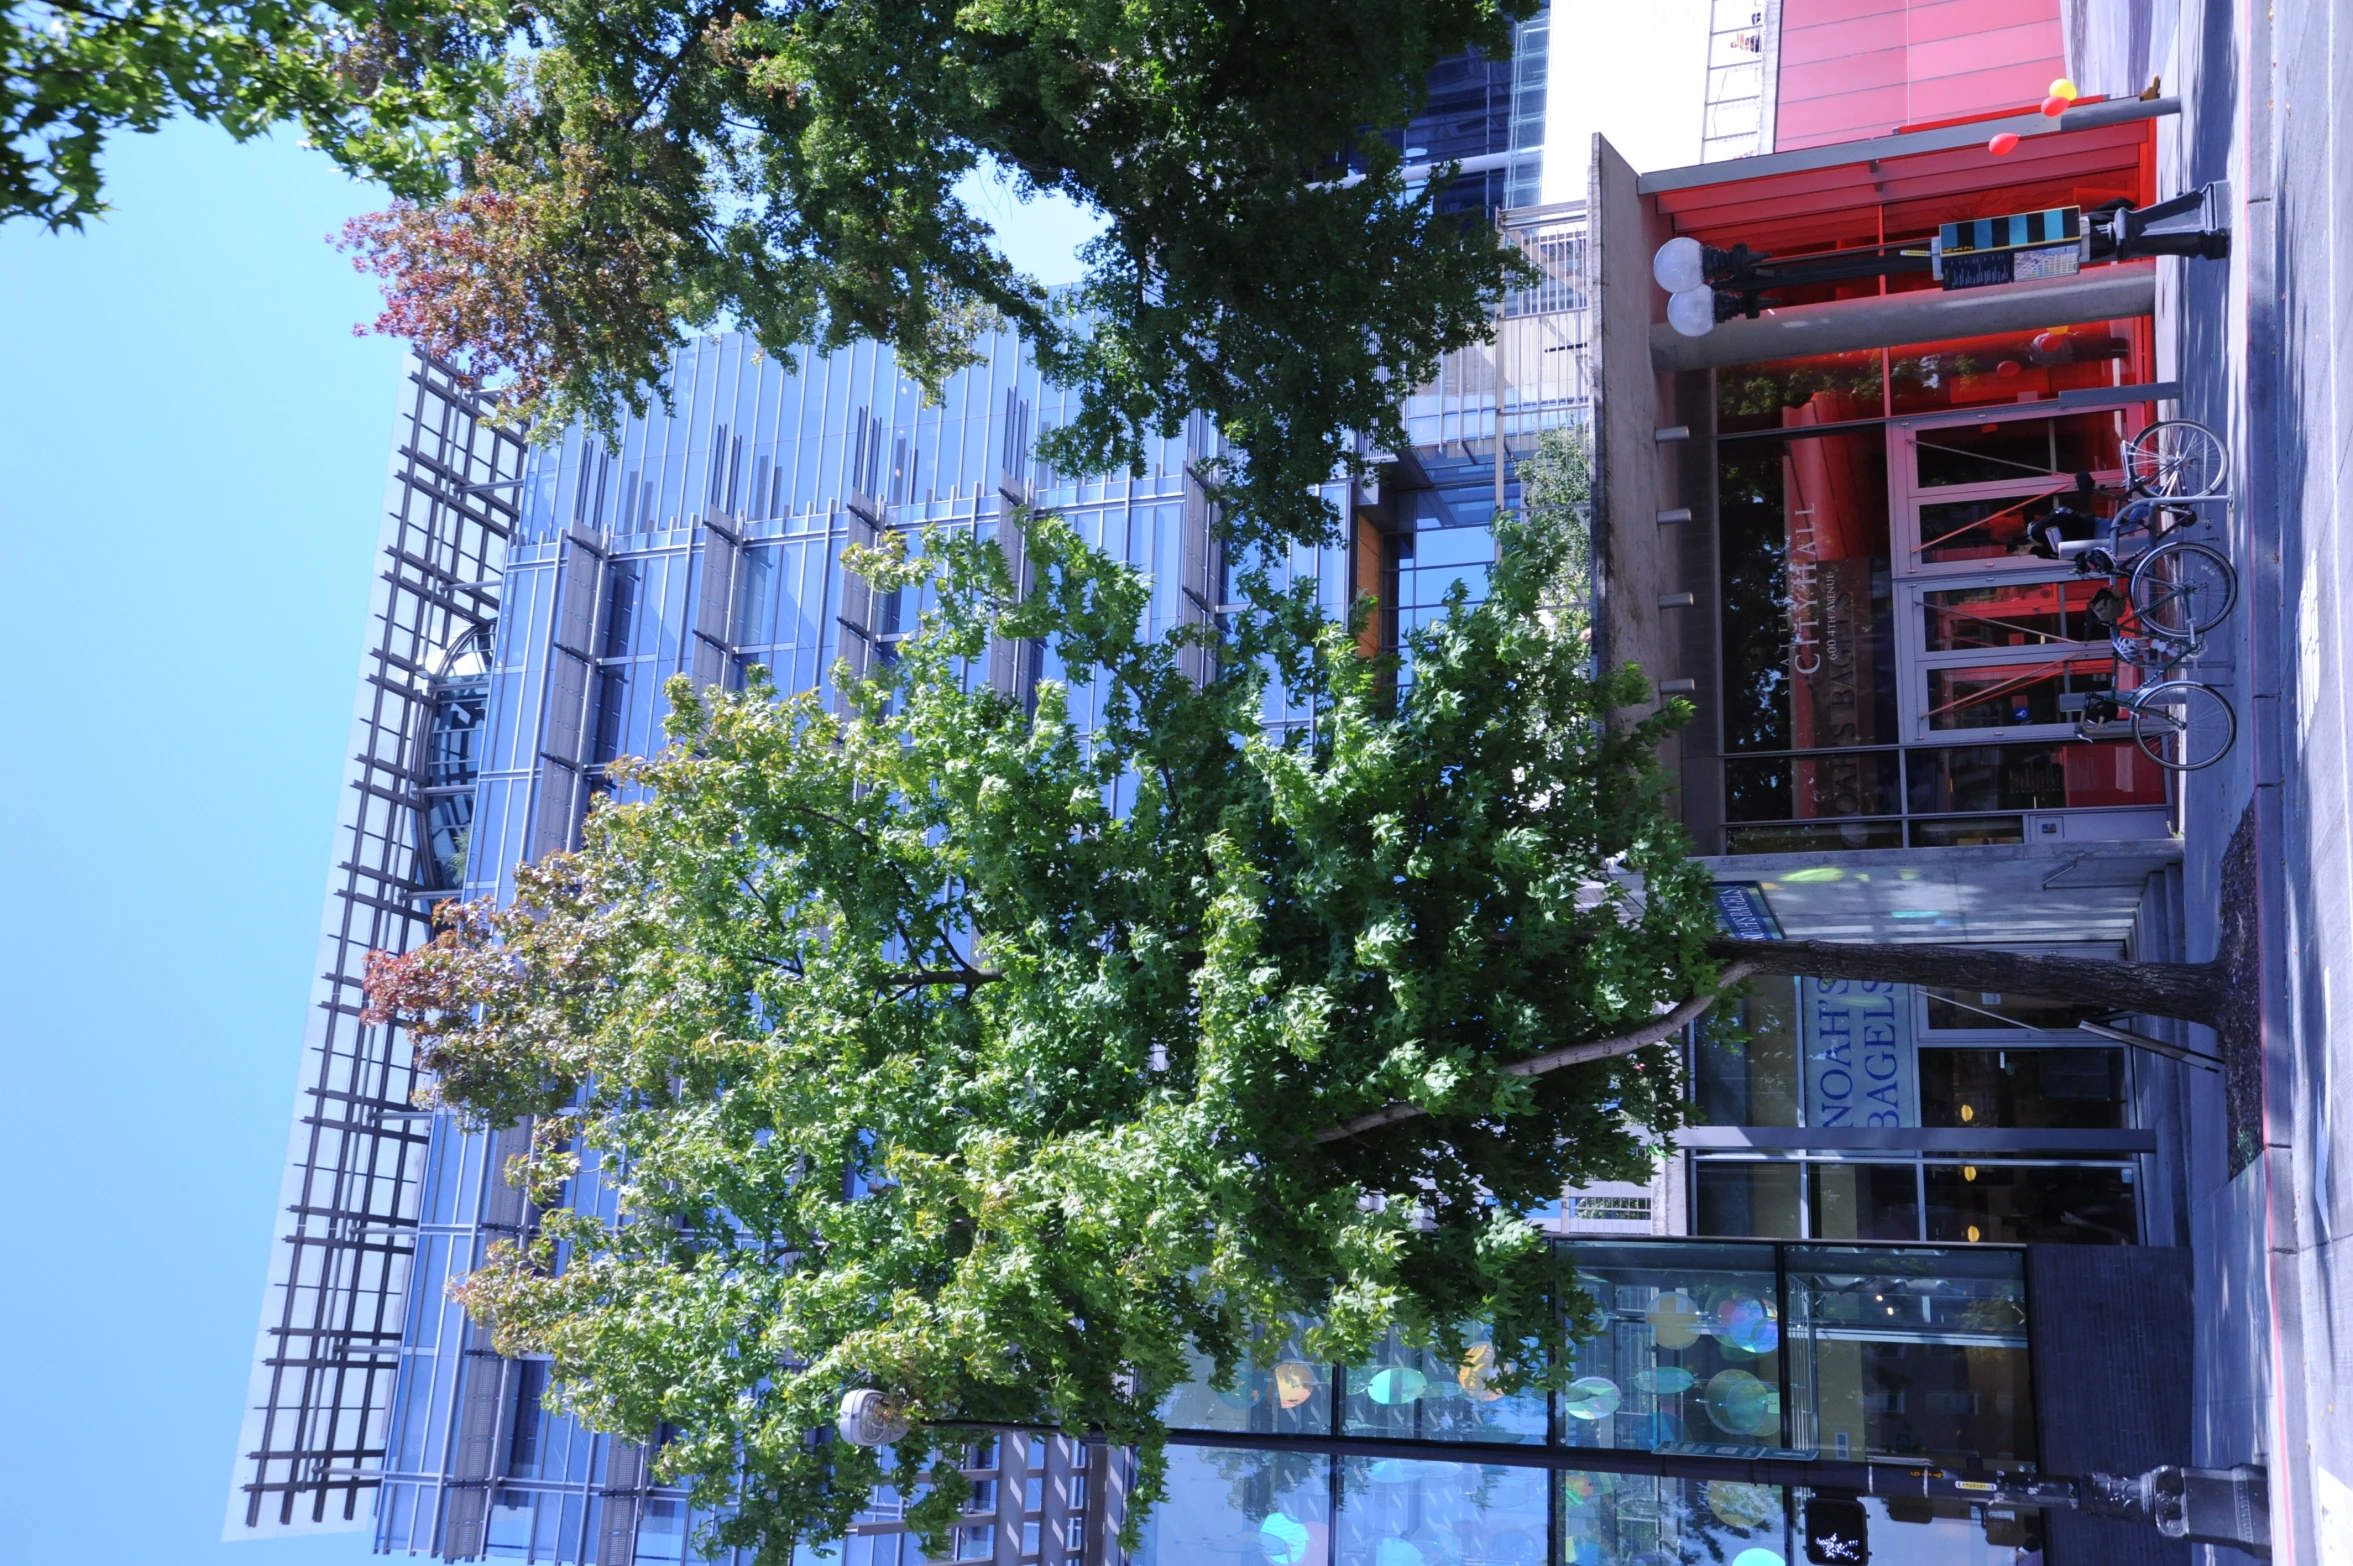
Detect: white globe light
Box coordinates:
(1667, 287, 1719, 337)
(838, 1389, 910, 1447)
(1652, 236, 1707, 294)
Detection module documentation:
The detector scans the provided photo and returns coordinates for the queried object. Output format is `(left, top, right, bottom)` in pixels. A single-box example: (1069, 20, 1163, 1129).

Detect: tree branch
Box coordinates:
(1312, 962, 1759, 1145)
(1704, 936, 2225, 1027)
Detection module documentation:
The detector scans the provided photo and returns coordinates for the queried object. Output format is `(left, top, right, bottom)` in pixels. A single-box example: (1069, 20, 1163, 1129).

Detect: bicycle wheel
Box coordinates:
(2129, 680, 2237, 771)
(2125, 419, 2229, 497)
(2130, 540, 2238, 634)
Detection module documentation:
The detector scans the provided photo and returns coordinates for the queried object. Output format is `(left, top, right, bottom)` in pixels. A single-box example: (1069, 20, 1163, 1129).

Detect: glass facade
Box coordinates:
(229, 360, 525, 1538)
(246, 157, 1586, 1556)
(1686, 977, 2147, 1246)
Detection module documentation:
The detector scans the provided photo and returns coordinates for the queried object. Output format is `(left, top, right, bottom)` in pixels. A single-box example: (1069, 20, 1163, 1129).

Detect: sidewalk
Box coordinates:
(2161, 0, 2353, 1557)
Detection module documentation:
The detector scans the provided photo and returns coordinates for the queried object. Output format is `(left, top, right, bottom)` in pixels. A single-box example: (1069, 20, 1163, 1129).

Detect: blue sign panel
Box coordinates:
(1713, 882, 1786, 941)
(1802, 978, 1915, 1128)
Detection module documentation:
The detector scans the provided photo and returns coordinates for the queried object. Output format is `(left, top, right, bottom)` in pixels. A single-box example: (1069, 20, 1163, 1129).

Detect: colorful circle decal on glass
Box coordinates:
(1731, 1551, 1788, 1566)
(1703, 1369, 1777, 1436)
(1635, 1365, 1696, 1395)
(1272, 1360, 1319, 1410)
(1374, 1538, 1426, 1566)
(1260, 1512, 1312, 1566)
(1562, 1375, 1623, 1421)
(1703, 1481, 1778, 1530)
(1713, 1295, 1780, 1355)
(1457, 1341, 1505, 1401)
(1366, 1366, 1428, 1406)
(1647, 1291, 1703, 1349)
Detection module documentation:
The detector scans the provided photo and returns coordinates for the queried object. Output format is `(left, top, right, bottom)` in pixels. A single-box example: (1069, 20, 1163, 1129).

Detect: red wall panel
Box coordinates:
(1775, 0, 2068, 149)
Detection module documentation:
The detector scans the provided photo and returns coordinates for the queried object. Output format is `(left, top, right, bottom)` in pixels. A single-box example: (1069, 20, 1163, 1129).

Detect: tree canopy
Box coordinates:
(11, 0, 1544, 550)
(365, 437, 1723, 1560)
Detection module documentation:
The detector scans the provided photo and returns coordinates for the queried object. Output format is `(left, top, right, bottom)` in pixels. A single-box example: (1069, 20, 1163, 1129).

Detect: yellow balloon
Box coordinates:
(2049, 77, 2080, 100)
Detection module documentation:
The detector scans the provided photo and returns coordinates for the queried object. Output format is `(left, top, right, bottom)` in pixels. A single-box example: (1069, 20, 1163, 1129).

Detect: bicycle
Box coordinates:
(2123, 418, 2230, 499)
(2029, 490, 2238, 639)
(2067, 676, 2237, 772)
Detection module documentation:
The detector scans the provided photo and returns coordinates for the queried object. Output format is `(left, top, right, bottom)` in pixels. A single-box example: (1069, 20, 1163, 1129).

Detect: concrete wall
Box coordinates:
(1590, 135, 1725, 850)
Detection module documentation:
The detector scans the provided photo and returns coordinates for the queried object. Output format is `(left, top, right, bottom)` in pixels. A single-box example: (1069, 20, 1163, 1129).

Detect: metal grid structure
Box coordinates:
(229, 357, 525, 1537)
(1699, 0, 1782, 162)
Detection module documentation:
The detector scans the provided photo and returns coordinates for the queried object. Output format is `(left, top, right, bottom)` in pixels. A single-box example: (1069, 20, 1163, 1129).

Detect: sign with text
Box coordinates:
(1801, 978, 1915, 1128)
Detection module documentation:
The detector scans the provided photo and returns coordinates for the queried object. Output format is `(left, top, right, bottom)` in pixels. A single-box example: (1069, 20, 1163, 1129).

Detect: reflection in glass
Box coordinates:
(1924, 1161, 2137, 1245)
(1717, 349, 1885, 435)
(1890, 323, 2138, 416)
(1913, 491, 2076, 565)
(1561, 1244, 1789, 1453)
(1691, 982, 1802, 1128)
(1341, 1326, 1546, 1446)
(1162, 1335, 1331, 1437)
(1919, 1047, 2125, 1130)
(1334, 1459, 1547, 1566)
(1807, 1163, 1920, 1242)
(1718, 437, 1894, 755)
(1559, 1470, 1789, 1566)
(1923, 657, 2114, 731)
(1723, 821, 1905, 854)
(1904, 740, 2166, 813)
(1694, 1162, 1805, 1239)
(1920, 579, 2111, 650)
(1786, 1246, 2035, 1467)
(1133, 1446, 1331, 1566)
(1909, 411, 2125, 489)
(1722, 752, 1904, 823)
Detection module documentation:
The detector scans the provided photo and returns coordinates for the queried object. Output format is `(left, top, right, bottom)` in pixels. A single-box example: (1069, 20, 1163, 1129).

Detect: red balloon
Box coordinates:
(2042, 94, 2070, 117)
(1988, 132, 2021, 155)
(1996, 360, 2022, 378)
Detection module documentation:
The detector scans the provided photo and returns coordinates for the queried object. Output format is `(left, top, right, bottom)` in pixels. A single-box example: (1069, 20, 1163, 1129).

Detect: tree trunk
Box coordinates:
(1705, 937, 2224, 1028)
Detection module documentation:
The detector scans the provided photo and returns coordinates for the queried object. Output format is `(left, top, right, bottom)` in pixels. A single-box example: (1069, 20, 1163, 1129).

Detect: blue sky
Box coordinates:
(0, 121, 1098, 1565)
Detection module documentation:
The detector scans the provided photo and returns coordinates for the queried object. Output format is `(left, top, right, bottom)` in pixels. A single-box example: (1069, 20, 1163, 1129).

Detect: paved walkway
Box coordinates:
(2164, 0, 2353, 1557)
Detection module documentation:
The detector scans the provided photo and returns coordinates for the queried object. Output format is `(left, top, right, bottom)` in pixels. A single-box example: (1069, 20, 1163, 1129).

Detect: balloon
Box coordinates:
(2042, 94, 2070, 117)
(1988, 132, 2020, 155)
(1996, 360, 2023, 378)
(2050, 77, 2080, 100)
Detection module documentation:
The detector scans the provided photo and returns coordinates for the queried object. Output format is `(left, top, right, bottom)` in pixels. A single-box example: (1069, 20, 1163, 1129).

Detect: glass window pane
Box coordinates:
(1923, 658, 2114, 732)
(1925, 1161, 2137, 1246)
(1333, 1459, 1546, 1566)
(1918, 1048, 2125, 1130)
(1559, 1242, 1787, 1452)
(1808, 1163, 1921, 1242)
(1692, 982, 1802, 1127)
(1161, 1334, 1331, 1436)
(1920, 579, 2111, 651)
(1693, 1161, 1805, 1237)
(1132, 1447, 1330, 1566)
(1785, 1245, 2034, 1466)
(1340, 1327, 1546, 1445)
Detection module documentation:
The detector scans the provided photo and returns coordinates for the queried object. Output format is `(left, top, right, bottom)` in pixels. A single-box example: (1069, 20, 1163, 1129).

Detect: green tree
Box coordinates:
(16, 0, 1538, 551)
(2, 0, 500, 227)
(365, 475, 1715, 1561)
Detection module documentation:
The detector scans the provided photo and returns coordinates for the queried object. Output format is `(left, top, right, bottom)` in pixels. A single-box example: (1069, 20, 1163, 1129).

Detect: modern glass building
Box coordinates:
(236, 13, 2200, 1564)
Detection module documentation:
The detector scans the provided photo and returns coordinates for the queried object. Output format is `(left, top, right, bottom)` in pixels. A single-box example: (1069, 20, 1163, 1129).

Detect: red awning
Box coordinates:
(1652, 119, 2155, 256)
